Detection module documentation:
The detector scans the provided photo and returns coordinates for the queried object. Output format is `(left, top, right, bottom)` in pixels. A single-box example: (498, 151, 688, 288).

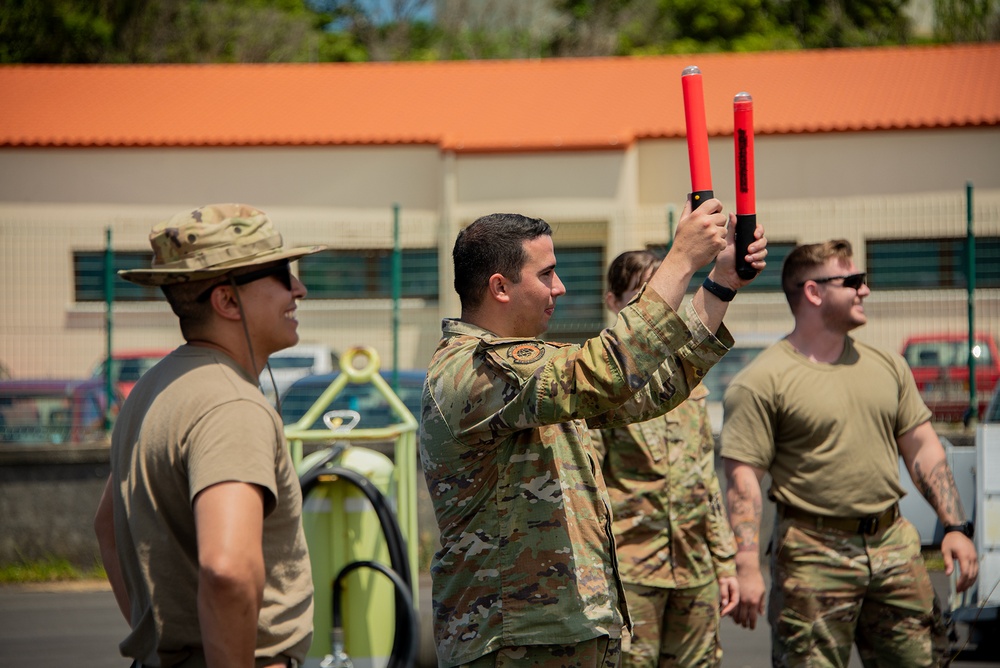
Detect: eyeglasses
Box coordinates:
(797, 272, 867, 290)
(196, 260, 293, 302)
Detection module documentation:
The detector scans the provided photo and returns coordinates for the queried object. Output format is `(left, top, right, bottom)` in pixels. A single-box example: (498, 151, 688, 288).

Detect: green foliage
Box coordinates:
(0, 0, 118, 63)
(767, 0, 913, 48)
(0, 557, 106, 583)
(1, 0, 334, 63)
(935, 0, 1000, 41)
(0, 0, 995, 64)
(317, 29, 368, 62)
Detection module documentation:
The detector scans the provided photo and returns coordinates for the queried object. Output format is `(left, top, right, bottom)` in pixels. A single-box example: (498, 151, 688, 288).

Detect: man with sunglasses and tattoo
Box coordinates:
(93, 204, 324, 668)
(721, 239, 978, 667)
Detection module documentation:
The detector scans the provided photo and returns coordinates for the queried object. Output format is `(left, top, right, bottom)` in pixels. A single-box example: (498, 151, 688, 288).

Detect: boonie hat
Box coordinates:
(119, 203, 326, 286)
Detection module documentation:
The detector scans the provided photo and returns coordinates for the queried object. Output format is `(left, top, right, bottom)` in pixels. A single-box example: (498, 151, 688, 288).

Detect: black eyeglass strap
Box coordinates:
(196, 260, 291, 302)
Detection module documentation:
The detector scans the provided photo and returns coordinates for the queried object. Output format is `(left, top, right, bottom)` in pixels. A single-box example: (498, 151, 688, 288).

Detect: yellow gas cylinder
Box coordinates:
(299, 444, 397, 667)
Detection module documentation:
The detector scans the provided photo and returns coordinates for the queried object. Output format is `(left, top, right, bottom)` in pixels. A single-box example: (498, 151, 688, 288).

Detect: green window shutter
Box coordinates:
(647, 241, 798, 293)
(867, 237, 1000, 289)
(297, 248, 439, 299)
(73, 251, 163, 302)
(548, 245, 604, 336)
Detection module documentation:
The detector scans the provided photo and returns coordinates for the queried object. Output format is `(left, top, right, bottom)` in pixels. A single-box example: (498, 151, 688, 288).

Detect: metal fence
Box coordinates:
(1, 186, 998, 444)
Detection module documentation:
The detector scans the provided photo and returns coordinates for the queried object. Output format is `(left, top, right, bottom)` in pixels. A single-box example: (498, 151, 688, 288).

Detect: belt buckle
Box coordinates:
(858, 515, 879, 535)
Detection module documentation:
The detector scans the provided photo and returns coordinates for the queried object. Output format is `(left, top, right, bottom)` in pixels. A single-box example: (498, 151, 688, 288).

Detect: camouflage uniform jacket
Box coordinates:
(419, 289, 733, 667)
(591, 384, 736, 591)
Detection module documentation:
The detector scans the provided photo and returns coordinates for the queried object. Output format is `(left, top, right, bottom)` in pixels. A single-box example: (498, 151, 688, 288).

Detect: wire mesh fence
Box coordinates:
(1, 186, 998, 444)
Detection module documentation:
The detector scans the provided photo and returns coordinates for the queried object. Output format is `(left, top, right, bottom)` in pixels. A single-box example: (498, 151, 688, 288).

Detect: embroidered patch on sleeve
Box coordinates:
(508, 343, 545, 365)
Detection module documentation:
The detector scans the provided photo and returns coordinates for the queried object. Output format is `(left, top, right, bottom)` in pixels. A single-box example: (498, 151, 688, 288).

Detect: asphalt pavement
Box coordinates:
(1, 572, 995, 668)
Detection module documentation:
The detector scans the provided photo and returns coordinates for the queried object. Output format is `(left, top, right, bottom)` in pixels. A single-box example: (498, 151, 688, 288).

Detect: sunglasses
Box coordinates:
(797, 272, 867, 290)
(196, 260, 293, 302)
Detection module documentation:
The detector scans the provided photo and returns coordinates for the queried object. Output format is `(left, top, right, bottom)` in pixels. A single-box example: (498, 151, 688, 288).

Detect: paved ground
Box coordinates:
(1, 571, 995, 667)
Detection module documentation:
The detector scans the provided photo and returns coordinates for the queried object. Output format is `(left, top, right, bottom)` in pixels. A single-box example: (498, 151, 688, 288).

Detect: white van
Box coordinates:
(259, 343, 337, 405)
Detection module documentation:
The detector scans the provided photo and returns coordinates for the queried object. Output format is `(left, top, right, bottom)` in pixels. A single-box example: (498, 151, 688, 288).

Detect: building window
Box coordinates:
(297, 248, 439, 300)
(648, 241, 798, 293)
(547, 245, 605, 337)
(867, 237, 1000, 289)
(73, 251, 164, 302)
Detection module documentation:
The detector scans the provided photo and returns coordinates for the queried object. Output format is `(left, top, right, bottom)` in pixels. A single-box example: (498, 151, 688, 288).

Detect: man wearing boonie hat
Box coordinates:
(94, 203, 325, 668)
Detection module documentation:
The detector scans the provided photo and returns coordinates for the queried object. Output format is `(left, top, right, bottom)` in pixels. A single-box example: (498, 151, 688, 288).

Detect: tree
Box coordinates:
(934, 0, 1000, 41)
(0, 0, 337, 64)
(434, 0, 565, 59)
(0, 0, 125, 63)
(766, 0, 913, 48)
(638, 0, 799, 53)
(1, 0, 993, 65)
(309, 0, 435, 61)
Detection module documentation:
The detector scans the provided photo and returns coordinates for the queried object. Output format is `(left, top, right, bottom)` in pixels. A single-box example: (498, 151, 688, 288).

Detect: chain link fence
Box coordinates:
(1, 187, 998, 444)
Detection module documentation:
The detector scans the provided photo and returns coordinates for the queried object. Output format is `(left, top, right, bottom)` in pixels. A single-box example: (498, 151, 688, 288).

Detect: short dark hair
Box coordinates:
(161, 279, 216, 338)
(453, 213, 552, 311)
(607, 250, 660, 300)
(781, 239, 854, 308)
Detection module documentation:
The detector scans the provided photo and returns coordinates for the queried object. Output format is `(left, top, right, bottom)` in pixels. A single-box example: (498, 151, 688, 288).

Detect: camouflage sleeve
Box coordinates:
(588, 301, 733, 430)
(589, 427, 608, 465)
(476, 284, 699, 433)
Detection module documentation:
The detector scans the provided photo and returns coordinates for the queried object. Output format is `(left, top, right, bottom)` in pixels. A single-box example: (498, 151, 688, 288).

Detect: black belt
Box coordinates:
(132, 656, 297, 667)
(778, 502, 899, 536)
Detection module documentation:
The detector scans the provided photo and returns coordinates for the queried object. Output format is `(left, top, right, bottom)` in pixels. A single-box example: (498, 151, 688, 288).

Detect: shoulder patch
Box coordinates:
(508, 343, 545, 365)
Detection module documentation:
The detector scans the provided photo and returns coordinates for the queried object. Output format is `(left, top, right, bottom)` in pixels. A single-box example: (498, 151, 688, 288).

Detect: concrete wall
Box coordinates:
(0, 446, 109, 568)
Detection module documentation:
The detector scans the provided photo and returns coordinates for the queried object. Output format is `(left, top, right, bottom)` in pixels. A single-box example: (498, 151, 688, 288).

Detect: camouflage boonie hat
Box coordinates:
(119, 203, 326, 287)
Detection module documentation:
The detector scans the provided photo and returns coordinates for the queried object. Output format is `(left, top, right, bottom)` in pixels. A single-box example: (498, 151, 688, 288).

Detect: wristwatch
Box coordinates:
(702, 277, 737, 302)
(943, 521, 974, 539)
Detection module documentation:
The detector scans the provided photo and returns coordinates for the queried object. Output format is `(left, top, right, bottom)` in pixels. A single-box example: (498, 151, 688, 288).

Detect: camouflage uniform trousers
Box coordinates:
(769, 514, 950, 667)
(459, 636, 623, 668)
(622, 580, 722, 668)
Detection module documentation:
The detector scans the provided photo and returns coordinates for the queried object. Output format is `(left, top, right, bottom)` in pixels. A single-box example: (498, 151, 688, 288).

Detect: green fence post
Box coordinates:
(966, 181, 977, 424)
(104, 227, 114, 432)
(391, 203, 401, 393)
(666, 204, 675, 251)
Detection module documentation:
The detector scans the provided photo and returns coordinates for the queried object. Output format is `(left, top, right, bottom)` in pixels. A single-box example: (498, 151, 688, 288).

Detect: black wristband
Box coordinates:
(943, 522, 974, 538)
(702, 277, 737, 302)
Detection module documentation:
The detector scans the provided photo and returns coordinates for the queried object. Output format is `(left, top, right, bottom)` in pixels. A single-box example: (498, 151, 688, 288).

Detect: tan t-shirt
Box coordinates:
(110, 345, 313, 667)
(720, 337, 931, 517)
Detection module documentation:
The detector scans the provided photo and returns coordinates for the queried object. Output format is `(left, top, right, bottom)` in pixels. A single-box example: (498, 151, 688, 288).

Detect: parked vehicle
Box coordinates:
(949, 422, 1000, 658)
(280, 369, 424, 432)
(986, 381, 1000, 423)
(0, 379, 80, 444)
(260, 343, 338, 405)
(0, 378, 117, 444)
(90, 348, 172, 399)
(901, 332, 1000, 423)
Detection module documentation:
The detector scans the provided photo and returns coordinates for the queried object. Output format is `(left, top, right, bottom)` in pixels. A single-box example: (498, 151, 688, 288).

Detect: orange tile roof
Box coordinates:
(1, 44, 998, 153)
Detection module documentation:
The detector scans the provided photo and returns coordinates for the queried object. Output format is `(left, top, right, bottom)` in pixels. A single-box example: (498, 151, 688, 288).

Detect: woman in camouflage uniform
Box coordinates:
(593, 250, 739, 668)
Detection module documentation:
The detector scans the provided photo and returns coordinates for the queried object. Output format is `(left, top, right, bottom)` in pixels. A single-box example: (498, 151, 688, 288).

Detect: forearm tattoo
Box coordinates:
(914, 459, 967, 525)
(727, 479, 762, 554)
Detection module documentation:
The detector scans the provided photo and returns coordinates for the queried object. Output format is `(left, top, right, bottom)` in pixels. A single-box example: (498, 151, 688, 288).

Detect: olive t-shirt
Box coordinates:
(110, 345, 313, 667)
(720, 337, 931, 516)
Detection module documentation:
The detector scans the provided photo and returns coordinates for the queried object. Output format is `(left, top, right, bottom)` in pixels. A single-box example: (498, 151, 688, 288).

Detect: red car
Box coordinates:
(901, 332, 1000, 423)
(90, 348, 172, 398)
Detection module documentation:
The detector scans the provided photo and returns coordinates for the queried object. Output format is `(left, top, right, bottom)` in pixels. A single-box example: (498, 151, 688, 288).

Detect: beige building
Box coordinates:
(1, 44, 998, 380)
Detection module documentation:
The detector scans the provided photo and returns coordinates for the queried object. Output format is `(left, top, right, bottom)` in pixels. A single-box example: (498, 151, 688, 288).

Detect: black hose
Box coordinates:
(299, 453, 416, 668)
(333, 560, 418, 668)
(299, 462, 411, 590)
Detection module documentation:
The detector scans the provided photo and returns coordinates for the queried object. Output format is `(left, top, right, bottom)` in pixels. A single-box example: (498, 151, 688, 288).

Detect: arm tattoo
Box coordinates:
(913, 459, 967, 525)
(727, 479, 762, 554)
